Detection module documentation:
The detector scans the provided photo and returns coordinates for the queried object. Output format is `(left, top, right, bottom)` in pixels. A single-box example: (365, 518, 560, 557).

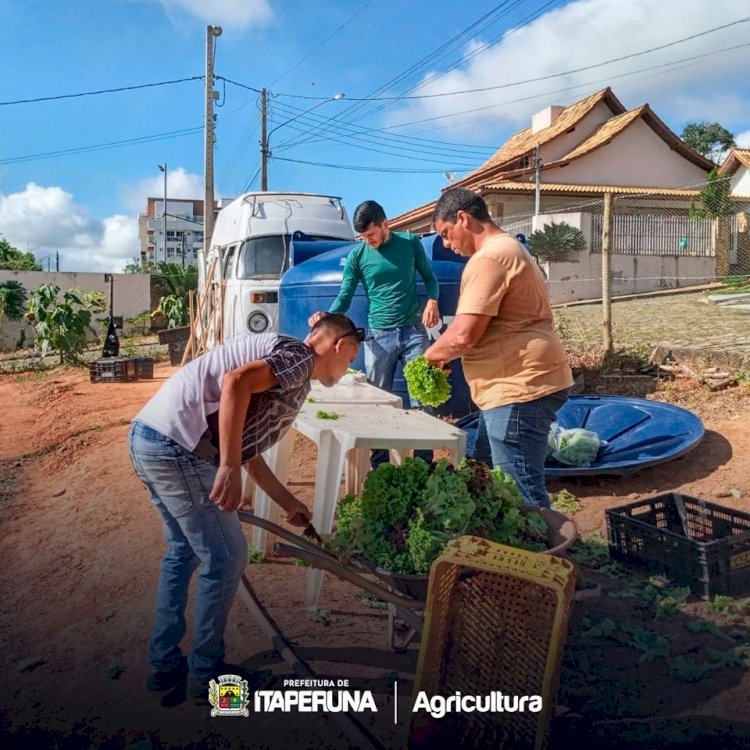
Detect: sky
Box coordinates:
(1, 0, 749, 272)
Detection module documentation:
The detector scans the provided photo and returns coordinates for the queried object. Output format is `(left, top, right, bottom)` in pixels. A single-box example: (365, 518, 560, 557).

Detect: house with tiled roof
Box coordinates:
(718, 149, 750, 270)
(390, 87, 713, 234)
(718, 148, 750, 198)
(389, 88, 750, 302)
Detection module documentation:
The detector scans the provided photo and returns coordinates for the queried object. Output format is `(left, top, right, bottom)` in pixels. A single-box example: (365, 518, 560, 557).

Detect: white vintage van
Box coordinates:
(204, 192, 355, 338)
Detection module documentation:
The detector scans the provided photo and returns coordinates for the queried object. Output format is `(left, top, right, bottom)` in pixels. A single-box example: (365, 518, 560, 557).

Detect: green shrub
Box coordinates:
(529, 221, 587, 261)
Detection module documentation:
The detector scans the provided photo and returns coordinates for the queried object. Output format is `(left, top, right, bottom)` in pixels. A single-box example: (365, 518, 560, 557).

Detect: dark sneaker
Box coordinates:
(187, 664, 274, 705)
(145, 657, 188, 693)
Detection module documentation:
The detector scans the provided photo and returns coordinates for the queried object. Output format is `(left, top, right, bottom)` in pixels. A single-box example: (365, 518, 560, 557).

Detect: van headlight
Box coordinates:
(247, 311, 269, 333)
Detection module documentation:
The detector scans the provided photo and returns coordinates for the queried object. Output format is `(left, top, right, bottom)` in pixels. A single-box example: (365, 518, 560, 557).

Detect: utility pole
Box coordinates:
(158, 163, 168, 264)
(260, 88, 268, 191)
(534, 143, 542, 216)
(181, 232, 186, 268)
(203, 24, 222, 275)
(55, 250, 59, 272)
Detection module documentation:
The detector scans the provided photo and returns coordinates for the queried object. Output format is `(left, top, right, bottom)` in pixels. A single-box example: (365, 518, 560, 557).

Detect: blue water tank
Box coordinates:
(278, 233, 474, 418)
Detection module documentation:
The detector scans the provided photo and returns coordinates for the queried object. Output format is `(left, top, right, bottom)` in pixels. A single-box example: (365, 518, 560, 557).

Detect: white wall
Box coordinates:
(540, 101, 615, 164)
(543, 119, 708, 188)
(730, 167, 750, 197)
(532, 212, 593, 246)
(0, 271, 151, 350)
(546, 253, 716, 305)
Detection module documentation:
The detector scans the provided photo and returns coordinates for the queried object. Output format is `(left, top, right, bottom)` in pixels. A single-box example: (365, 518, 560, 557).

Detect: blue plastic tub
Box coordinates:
(456, 395, 705, 478)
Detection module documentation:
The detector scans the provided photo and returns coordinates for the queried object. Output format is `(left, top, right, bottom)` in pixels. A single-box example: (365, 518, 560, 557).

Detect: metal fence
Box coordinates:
(498, 190, 750, 361)
(590, 212, 714, 257)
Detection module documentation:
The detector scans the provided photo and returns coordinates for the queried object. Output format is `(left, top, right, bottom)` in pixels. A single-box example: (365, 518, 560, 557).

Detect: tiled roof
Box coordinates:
(388, 182, 703, 230)
(454, 88, 627, 188)
(482, 181, 702, 196)
(388, 88, 714, 229)
(719, 148, 750, 176)
(551, 107, 644, 163)
(495, 105, 712, 179)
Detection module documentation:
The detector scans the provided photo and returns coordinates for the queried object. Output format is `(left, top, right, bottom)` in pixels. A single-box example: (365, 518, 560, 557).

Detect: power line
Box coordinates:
(242, 163, 262, 193)
(0, 76, 204, 107)
(271, 17, 749, 104)
(270, 0, 379, 85)
(275, 0, 526, 150)
(0, 126, 203, 165)
(379, 40, 750, 133)
(272, 156, 473, 173)
(222, 81, 496, 153)
(407, 0, 565, 95)
(267, 100, 491, 160)
(268, 12, 749, 155)
(271, 118, 483, 166)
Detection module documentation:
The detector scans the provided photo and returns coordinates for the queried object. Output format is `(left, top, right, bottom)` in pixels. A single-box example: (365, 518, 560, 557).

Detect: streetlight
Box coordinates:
(158, 163, 167, 264)
(260, 93, 345, 190)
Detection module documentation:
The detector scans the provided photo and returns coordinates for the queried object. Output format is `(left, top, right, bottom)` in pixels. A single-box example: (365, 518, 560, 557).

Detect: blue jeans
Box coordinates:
(128, 421, 247, 683)
(474, 389, 569, 508)
(364, 324, 433, 468)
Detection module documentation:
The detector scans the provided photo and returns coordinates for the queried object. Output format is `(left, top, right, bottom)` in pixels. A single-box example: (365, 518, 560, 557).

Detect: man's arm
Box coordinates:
(209, 359, 278, 513)
(328, 247, 361, 315)
(244, 454, 311, 527)
(423, 313, 492, 368)
(414, 239, 440, 328)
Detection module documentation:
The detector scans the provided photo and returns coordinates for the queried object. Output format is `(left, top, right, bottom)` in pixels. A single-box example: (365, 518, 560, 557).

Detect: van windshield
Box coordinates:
(236, 234, 348, 279)
(237, 235, 290, 279)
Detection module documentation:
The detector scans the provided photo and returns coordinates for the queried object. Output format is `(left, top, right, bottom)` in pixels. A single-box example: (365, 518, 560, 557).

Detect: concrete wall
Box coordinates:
(0, 270, 151, 350)
(546, 253, 716, 305)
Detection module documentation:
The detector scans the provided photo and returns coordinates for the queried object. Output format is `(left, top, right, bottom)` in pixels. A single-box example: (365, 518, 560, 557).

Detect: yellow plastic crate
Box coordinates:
(409, 536, 578, 750)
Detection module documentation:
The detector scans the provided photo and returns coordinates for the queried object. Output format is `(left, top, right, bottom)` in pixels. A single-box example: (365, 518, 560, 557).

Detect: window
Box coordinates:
(236, 234, 343, 279)
(237, 235, 291, 279)
(223, 245, 238, 279)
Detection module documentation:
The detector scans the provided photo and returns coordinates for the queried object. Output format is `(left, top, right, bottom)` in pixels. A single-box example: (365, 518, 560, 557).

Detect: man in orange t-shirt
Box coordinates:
(424, 188, 572, 508)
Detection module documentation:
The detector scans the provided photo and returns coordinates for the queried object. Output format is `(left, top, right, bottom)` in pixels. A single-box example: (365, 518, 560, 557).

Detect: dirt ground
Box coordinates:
(2, 363, 750, 749)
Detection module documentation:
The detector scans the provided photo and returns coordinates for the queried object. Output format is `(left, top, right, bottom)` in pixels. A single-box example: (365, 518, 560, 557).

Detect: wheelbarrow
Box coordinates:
(237, 507, 593, 653)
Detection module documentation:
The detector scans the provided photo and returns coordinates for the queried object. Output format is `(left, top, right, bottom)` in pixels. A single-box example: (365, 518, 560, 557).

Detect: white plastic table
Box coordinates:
(251, 401, 467, 610)
(244, 380, 402, 547)
(307, 378, 403, 407)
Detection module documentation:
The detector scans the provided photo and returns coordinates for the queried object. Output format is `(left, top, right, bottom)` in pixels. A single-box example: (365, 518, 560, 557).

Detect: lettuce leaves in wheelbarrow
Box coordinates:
(403, 356, 451, 407)
(331, 457, 548, 575)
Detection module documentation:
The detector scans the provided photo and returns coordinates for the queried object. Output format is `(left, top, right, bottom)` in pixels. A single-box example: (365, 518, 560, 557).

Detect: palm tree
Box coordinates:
(528, 222, 587, 262)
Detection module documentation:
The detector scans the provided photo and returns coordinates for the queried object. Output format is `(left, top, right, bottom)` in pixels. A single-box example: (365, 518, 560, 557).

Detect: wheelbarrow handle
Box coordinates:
(274, 542, 425, 617)
(237, 510, 333, 559)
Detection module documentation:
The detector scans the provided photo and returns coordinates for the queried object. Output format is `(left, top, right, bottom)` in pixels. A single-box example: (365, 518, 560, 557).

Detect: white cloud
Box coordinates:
(385, 0, 750, 138)
(0, 183, 139, 273)
(121, 167, 205, 213)
(736, 130, 750, 148)
(154, 0, 272, 29)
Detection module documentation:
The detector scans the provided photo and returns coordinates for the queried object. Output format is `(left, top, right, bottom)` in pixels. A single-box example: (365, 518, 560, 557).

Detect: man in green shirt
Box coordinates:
(309, 200, 440, 466)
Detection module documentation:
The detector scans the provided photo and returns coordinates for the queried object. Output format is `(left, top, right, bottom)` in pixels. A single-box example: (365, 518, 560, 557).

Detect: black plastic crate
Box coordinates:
(157, 326, 191, 345)
(167, 339, 190, 366)
(133, 356, 154, 379)
(606, 493, 750, 599)
(89, 357, 138, 384)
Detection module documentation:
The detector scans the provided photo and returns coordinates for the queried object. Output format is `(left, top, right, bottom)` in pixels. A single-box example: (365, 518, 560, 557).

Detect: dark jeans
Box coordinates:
(474, 389, 569, 508)
(364, 324, 434, 468)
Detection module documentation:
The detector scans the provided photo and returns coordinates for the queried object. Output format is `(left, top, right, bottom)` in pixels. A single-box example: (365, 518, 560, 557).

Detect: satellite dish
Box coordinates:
(444, 172, 456, 183)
